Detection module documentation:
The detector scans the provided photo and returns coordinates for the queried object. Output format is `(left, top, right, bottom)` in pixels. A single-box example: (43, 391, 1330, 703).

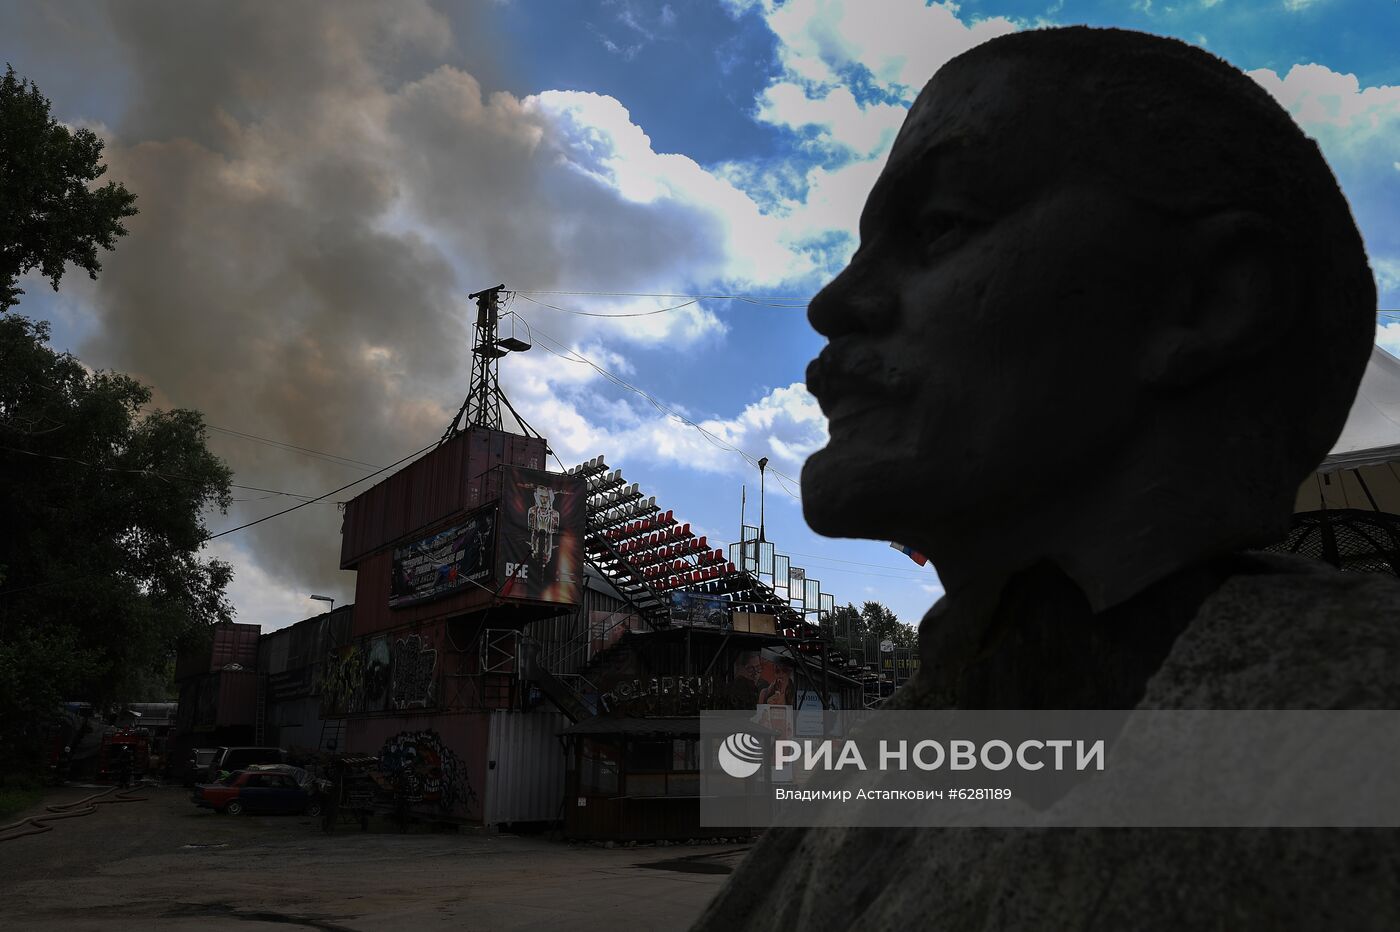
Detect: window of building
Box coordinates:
(625, 739, 671, 772)
(671, 739, 698, 771)
(579, 738, 620, 796)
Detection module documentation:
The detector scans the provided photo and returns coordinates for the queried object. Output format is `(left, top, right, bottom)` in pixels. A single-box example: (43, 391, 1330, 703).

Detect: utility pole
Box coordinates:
(758, 456, 769, 542)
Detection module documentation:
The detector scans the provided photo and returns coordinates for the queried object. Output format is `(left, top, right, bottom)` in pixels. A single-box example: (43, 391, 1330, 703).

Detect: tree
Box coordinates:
(0, 64, 138, 312)
(0, 316, 232, 766)
(828, 600, 918, 651)
(859, 601, 918, 649)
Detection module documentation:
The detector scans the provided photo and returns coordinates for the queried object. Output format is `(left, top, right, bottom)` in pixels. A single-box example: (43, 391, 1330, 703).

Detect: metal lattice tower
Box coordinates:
(466, 284, 504, 432)
(441, 284, 538, 445)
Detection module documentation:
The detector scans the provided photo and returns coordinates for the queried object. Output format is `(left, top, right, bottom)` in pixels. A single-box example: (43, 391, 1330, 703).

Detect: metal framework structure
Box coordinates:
(441, 285, 537, 445)
(1267, 508, 1400, 576)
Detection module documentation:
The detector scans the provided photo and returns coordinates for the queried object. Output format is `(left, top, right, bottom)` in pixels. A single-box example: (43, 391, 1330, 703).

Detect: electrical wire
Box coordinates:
(204, 439, 439, 541)
(515, 288, 812, 307)
(515, 293, 701, 318)
(519, 317, 805, 501)
(0, 445, 332, 502)
(205, 425, 381, 472)
(783, 550, 937, 576)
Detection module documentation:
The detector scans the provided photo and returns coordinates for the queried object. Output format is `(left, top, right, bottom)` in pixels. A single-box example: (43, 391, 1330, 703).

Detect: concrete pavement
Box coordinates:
(0, 784, 744, 930)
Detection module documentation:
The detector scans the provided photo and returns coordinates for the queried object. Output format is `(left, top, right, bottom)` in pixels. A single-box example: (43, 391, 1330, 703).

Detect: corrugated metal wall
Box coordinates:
(260, 607, 354, 678)
(260, 628, 290, 677)
(339, 428, 547, 568)
(484, 710, 569, 825)
(177, 622, 262, 680)
(213, 624, 261, 671)
(214, 670, 260, 726)
(269, 695, 324, 752)
(525, 576, 634, 669)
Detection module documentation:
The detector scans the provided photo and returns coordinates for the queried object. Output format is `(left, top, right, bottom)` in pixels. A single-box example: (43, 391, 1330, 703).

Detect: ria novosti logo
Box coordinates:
(716, 734, 1109, 780)
(717, 732, 764, 778)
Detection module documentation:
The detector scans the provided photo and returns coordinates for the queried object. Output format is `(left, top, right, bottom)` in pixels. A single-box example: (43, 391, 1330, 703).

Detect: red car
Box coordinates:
(191, 766, 325, 816)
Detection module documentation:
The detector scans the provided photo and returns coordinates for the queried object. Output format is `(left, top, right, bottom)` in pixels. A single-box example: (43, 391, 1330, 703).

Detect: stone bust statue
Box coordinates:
(696, 26, 1400, 930)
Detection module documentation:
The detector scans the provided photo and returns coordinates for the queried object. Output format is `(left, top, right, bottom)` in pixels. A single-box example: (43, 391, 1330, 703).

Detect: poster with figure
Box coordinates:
(729, 648, 798, 710)
(497, 466, 584, 604)
(389, 508, 495, 608)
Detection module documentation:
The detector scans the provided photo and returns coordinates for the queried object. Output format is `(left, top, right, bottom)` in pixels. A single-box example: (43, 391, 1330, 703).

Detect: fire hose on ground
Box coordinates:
(0, 784, 149, 842)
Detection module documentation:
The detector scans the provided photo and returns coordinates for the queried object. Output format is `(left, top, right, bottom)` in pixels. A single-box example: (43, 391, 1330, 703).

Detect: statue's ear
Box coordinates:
(1142, 210, 1290, 389)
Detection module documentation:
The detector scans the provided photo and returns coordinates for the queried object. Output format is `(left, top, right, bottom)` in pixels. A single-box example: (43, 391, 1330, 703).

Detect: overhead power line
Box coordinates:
(518, 316, 805, 501)
(515, 294, 701, 318)
(514, 290, 809, 316)
(205, 425, 382, 472)
(204, 439, 440, 541)
(0, 445, 333, 502)
(516, 288, 813, 303)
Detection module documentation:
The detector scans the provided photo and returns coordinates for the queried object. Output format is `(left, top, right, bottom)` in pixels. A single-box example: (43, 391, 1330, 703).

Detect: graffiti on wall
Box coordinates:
(362, 637, 391, 711)
(391, 634, 437, 709)
(320, 631, 439, 715)
(378, 729, 475, 812)
(319, 644, 364, 716)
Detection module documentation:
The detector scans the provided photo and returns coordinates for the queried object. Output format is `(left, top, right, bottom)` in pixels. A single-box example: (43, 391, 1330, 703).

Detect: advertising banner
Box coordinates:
(389, 508, 495, 608)
(496, 466, 585, 604)
(729, 647, 797, 709)
(669, 590, 730, 629)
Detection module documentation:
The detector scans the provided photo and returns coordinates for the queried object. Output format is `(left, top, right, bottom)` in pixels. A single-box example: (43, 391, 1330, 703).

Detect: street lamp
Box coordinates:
(309, 594, 335, 612)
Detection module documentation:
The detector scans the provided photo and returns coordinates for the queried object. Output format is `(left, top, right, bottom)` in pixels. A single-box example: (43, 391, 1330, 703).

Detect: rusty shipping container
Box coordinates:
(215, 670, 260, 728)
(351, 547, 497, 638)
(175, 622, 261, 681)
(340, 427, 547, 569)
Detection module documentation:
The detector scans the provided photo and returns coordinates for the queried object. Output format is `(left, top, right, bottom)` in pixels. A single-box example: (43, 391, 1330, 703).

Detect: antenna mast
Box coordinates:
(441, 284, 536, 445)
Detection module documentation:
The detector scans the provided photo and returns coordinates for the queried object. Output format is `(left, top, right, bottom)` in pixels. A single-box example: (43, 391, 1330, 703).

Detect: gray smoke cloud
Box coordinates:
(3, 0, 814, 626)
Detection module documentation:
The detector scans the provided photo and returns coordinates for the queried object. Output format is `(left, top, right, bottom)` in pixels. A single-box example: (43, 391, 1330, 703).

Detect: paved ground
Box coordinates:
(0, 783, 745, 930)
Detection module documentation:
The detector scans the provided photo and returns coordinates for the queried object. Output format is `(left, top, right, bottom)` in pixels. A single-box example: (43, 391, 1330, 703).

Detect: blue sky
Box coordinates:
(4, 0, 1399, 630)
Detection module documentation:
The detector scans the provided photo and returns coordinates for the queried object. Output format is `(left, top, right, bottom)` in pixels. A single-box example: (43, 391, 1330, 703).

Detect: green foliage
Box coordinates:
(829, 600, 918, 650)
(0, 785, 43, 820)
(0, 64, 138, 311)
(0, 316, 232, 764)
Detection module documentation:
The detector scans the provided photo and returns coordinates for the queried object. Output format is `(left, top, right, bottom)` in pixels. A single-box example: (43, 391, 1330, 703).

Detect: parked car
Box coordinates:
(182, 748, 218, 787)
(248, 763, 334, 801)
(191, 766, 325, 817)
(204, 746, 286, 783)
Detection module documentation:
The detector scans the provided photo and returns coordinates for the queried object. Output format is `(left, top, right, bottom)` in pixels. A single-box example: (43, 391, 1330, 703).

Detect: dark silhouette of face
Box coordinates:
(802, 55, 1184, 548)
(738, 654, 763, 684)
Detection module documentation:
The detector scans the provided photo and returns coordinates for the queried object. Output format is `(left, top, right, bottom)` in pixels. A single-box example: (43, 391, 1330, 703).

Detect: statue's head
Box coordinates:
(802, 27, 1375, 604)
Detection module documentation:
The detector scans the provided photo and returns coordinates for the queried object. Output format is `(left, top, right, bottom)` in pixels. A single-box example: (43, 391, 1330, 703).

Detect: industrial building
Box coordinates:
(172, 287, 886, 838)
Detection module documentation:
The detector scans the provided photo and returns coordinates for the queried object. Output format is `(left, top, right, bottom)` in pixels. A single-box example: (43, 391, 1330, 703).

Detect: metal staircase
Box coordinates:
(520, 638, 594, 722)
(583, 533, 668, 629)
(521, 455, 841, 721)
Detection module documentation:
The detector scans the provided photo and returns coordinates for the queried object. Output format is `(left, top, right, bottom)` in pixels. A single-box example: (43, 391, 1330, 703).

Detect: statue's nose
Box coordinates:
(808, 259, 895, 338)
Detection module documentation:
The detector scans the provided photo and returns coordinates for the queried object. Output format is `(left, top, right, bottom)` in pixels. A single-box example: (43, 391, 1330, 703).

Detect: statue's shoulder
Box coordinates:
(1144, 552, 1400, 709)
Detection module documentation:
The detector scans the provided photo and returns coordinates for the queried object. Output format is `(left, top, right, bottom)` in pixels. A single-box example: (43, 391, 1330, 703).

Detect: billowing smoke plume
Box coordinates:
(5, 1, 817, 623)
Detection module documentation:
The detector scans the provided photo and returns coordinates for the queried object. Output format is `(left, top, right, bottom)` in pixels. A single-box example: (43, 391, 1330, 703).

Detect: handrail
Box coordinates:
(538, 601, 642, 677)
